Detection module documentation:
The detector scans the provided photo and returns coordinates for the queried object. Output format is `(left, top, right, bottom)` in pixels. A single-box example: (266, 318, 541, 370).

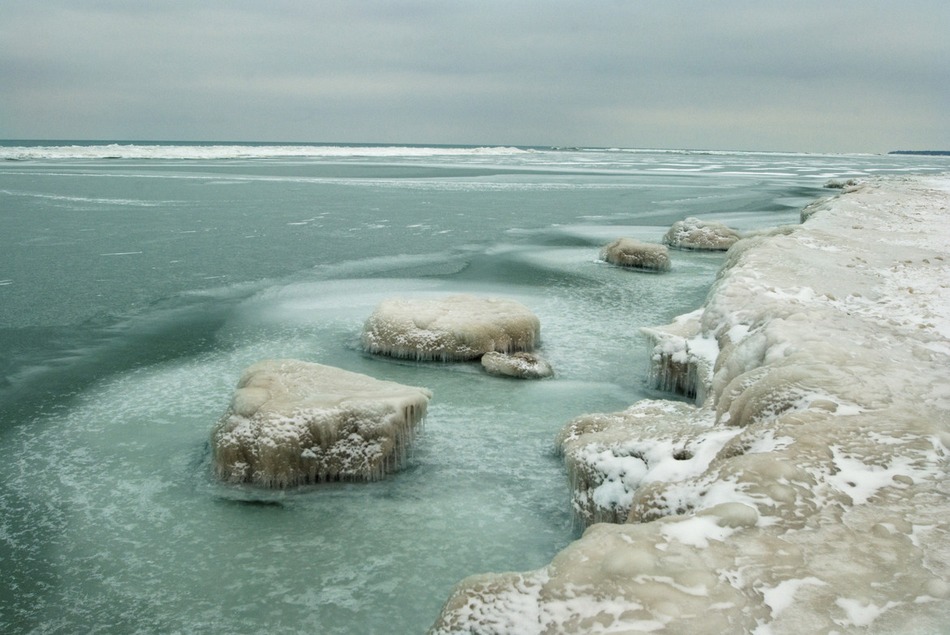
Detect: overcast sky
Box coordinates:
(2, 1, 948, 153)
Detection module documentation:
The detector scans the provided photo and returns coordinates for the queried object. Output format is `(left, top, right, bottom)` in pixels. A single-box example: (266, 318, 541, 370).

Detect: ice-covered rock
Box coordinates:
(361, 294, 540, 362)
(480, 351, 554, 379)
(663, 216, 741, 251)
(600, 237, 671, 271)
(430, 176, 950, 634)
(211, 359, 431, 487)
(824, 177, 860, 190)
(556, 400, 737, 524)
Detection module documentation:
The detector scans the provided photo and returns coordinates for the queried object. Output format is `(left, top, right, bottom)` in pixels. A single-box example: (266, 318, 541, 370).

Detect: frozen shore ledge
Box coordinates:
(430, 176, 950, 634)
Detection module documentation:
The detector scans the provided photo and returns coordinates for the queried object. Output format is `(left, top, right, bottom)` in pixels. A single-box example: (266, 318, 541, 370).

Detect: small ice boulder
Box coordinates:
(481, 351, 554, 379)
(600, 238, 671, 272)
(211, 359, 432, 487)
(361, 294, 541, 362)
(663, 217, 741, 251)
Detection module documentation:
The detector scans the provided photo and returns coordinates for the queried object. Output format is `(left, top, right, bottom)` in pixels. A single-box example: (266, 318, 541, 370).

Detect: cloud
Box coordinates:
(1, 0, 948, 152)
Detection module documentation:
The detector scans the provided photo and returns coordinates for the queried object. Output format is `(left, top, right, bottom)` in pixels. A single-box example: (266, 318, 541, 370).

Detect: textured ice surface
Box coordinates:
(211, 359, 431, 486)
(600, 238, 671, 272)
(431, 176, 950, 634)
(663, 216, 742, 251)
(361, 294, 541, 361)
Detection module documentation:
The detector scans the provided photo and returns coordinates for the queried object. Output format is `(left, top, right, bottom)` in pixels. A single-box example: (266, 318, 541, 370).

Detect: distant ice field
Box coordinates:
(1, 143, 948, 633)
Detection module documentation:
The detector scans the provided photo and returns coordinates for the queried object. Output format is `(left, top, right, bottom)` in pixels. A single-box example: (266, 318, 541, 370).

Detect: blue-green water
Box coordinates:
(2, 143, 948, 633)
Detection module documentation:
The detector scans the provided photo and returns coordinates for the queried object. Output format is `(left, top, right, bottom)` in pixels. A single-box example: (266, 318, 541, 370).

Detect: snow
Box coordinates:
(361, 294, 541, 362)
(211, 359, 431, 487)
(430, 175, 950, 634)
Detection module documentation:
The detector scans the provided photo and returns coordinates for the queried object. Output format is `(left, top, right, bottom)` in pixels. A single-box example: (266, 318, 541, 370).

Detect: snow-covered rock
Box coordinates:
(556, 400, 736, 524)
(211, 359, 431, 487)
(361, 294, 541, 362)
(481, 351, 554, 379)
(663, 216, 741, 251)
(430, 176, 950, 634)
(600, 237, 671, 271)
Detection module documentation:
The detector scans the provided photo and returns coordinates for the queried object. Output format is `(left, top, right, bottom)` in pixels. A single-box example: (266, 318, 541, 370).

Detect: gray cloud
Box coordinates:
(2, 0, 948, 152)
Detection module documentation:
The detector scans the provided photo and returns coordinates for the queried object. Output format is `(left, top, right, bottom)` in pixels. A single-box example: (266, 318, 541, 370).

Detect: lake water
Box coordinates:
(2, 143, 948, 633)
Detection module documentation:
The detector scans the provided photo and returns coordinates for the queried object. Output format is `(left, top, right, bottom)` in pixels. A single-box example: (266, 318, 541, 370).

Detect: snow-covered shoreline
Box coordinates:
(430, 175, 950, 634)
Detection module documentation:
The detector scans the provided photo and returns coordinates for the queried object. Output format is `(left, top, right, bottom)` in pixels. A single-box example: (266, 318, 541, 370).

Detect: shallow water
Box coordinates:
(2, 144, 948, 633)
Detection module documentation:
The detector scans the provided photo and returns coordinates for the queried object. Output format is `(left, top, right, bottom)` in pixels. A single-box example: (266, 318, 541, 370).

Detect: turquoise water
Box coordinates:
(2, 144, 948, 633)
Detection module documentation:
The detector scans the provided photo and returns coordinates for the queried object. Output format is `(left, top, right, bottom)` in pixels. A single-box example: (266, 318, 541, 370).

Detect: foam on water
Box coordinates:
(0, 143, 530, 161)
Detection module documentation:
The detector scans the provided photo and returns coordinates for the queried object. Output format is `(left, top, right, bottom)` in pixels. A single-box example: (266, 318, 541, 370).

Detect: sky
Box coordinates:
(2, 0, 948, 153)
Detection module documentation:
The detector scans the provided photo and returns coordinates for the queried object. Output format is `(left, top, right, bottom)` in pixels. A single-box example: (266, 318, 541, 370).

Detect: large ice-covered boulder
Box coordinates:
(663, 216, 741, 250)
(361, 294, 541, 362)
(600, 237, 671, 272)
(480, 351, 554, 379)
(211, 359, 431, 487)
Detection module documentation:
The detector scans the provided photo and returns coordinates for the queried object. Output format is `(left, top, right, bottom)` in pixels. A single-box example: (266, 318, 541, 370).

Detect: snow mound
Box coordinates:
(361, 294, 541, 362)
(481, 351, 554, 379)
(211, 359, 431, 487)
(600, 238, 671, 272)
(430, 176, 950, 634)
(663, 216, 741, 251)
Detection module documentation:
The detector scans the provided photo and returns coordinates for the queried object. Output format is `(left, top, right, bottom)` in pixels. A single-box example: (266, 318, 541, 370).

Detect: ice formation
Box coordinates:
(640, 309, 718, 403)
(430, 176, 950, 634)
(211, 359, 431, 487)
(361, 294, 541, 362)
(600, 238, 671, 272)
(481, 351, 554, 379)
(663, 216, 742, 251)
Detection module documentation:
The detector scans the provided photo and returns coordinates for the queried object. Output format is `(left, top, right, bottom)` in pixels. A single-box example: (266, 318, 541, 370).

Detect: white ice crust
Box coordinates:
(361, 294, 541, 362)
(211, 359, 431, 487)
(600, 238, 672, 272)
(663, 216, 742, 251)
(430, 176, 950, 634)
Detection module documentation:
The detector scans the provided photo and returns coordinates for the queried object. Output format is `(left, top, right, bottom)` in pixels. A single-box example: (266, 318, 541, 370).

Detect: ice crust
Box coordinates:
(663, 216, 742, 251)
(211, 359, 431, 487)
(361, 294, 541, 362)
(600, 238, 672, 272)
(430, 176, 950, 634)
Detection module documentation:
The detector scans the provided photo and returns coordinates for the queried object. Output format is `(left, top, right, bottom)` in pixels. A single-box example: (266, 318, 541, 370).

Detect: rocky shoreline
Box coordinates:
(430, 176, 950, 634)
